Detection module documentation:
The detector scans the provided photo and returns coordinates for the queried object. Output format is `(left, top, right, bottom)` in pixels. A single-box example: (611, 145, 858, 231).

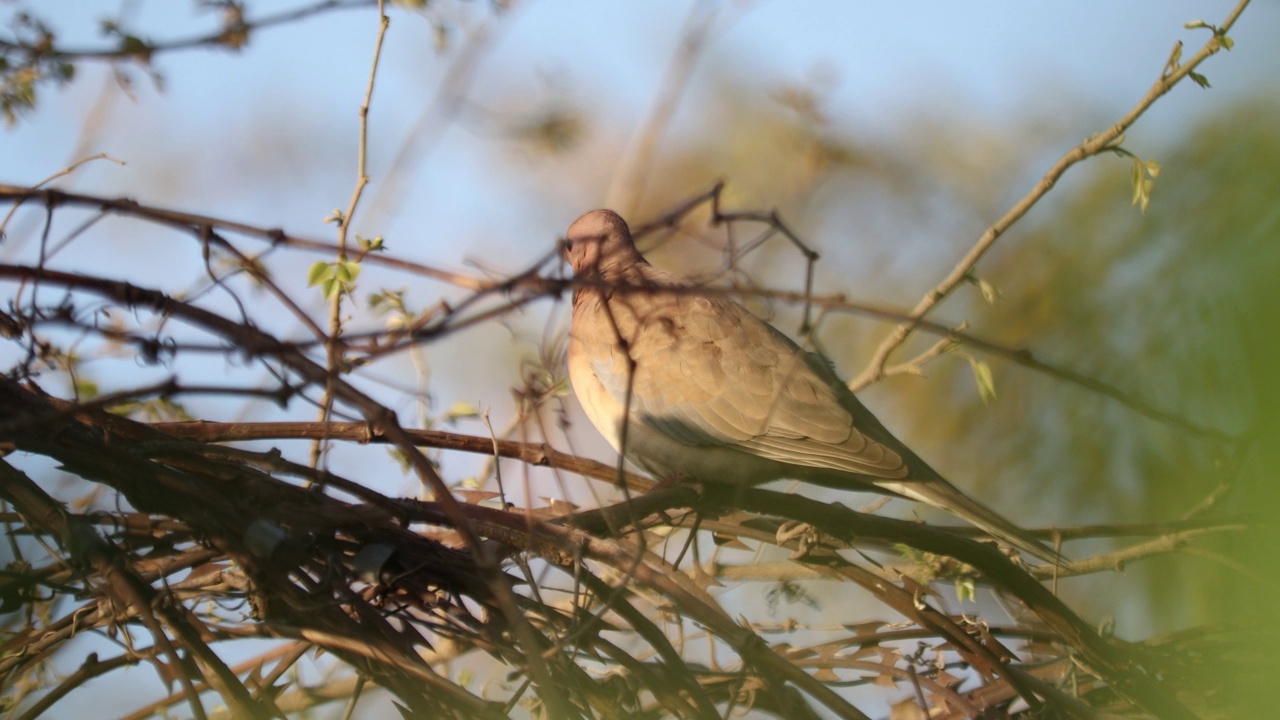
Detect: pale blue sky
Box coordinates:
(7, 1, 1276, 247)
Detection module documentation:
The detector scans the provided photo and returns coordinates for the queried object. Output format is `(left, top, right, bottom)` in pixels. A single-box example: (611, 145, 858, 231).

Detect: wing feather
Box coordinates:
(589, 280, 910, 480)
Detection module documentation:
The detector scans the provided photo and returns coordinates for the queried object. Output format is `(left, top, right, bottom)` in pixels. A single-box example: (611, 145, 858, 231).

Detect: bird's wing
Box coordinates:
(589, 287, 909, 479)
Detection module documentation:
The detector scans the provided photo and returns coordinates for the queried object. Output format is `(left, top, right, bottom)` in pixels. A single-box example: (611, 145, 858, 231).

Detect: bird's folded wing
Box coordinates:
(589, 291, 908, 479)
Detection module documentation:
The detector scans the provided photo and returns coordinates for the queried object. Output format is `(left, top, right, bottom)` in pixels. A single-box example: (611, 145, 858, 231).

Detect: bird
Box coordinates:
(563, 209, 1060, 564)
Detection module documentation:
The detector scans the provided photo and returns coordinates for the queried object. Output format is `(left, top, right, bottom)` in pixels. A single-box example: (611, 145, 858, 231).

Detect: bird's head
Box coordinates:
(563, 209, 645, 279)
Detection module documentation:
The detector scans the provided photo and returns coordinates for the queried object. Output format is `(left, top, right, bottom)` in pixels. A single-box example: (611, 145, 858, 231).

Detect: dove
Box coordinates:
(564, 209, 1060, 564)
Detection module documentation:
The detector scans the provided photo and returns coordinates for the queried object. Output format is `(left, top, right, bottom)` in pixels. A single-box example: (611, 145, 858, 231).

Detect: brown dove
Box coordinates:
(564, 209, 1059, 563)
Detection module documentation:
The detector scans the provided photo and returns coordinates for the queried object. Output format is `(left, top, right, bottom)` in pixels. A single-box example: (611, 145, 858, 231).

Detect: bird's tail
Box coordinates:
(880, 479, 1066, 566)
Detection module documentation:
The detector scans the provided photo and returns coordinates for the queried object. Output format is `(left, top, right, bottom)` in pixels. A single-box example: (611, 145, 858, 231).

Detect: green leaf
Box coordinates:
(1164, 41, 1183, 75)
(321, 278, 339, 300)
(1188, 71, 1210, 89)
(443, 401, 480, 423)
(387, 447, 412, 472)
(339, 260, 360, 283)
(1221, 35, 1234, 51)
(369, 288, 408, 315)
(962, 272, 999, 303)
(1128, 156, 1158, 213)
(967, 356, 997, 405)
(74, 378, 99, 399)
(357, 235, 386, 252)
(976, 277, 1000, 305)
(306, 261, 331, 286)
(1183, 19, 1208, 30)
(308, 260, 359, 299)
(119, 35, 149, 54)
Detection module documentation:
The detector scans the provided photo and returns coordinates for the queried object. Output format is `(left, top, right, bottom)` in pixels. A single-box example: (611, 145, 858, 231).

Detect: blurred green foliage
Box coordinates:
(628, 75, 1275, 660)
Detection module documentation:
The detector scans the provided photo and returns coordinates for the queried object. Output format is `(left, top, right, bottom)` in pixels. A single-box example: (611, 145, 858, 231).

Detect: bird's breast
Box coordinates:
(568, 296, 628, 452)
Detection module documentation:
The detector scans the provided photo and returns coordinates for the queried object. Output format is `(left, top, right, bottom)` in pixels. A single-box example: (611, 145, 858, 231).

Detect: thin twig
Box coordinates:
(0, 0, 374, 62)
(849, 0, 1251, 390)
(310, 0, 391, 471)
(0, 185, 488, 289)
